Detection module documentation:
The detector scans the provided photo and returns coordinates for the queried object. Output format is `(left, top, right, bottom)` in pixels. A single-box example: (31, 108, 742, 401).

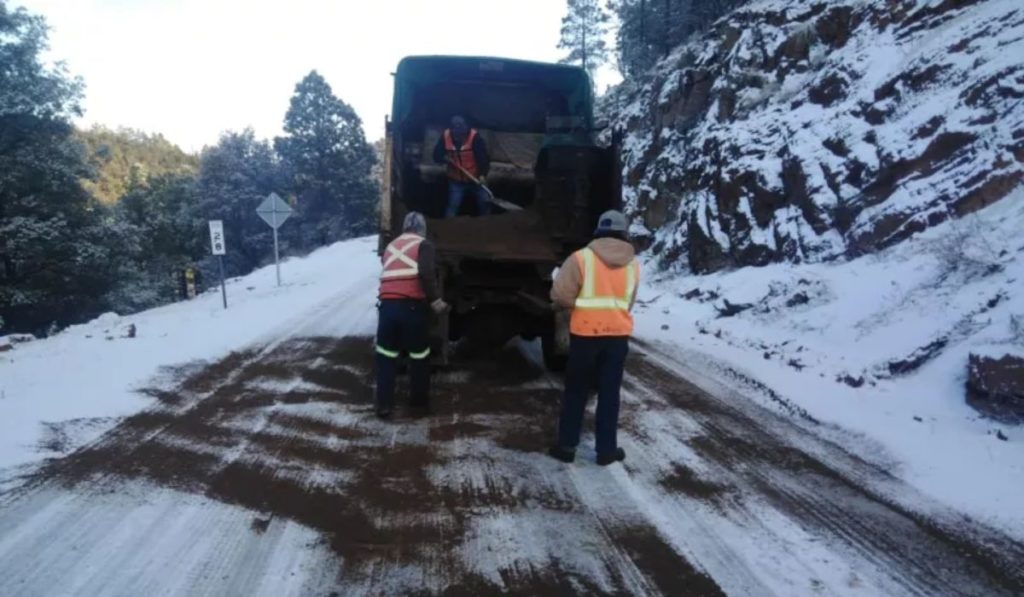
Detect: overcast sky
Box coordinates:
(16, 0, 621, 152)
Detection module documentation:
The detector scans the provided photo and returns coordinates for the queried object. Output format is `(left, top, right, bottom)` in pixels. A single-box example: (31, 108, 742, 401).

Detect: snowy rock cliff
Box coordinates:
(605, 0, 1024, 273)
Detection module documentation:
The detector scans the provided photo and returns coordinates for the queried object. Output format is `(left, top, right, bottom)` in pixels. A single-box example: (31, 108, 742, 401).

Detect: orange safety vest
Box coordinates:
(444, 128, 479, 182)
(379, 233, 426, 300)
(570, 248, 640, 337)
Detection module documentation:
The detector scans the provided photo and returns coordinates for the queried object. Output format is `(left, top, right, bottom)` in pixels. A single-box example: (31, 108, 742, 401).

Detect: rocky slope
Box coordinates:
(605, 0, 1024, 273)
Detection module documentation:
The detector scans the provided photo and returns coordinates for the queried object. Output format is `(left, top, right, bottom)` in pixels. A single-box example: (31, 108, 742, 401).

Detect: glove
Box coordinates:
(431, 299, 450, 314)
(477, 174, 486, 185)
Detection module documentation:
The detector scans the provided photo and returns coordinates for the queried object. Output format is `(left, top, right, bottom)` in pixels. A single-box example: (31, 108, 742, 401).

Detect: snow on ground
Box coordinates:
(0, 483, 338, 596)
(0, 236, 380, 481)
(633, 192, 1024, 538)
(3, 206, 1022, 542)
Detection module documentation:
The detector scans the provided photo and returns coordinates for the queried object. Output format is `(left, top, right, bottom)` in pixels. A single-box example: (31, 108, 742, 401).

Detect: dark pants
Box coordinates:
(557, 335, 629, 456)
(445, 181, 490, 217)
(375, 300, 431, 412)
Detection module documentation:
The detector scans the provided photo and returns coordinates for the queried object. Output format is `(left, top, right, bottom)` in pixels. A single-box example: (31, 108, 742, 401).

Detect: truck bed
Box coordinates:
(427, 211, 561, 263)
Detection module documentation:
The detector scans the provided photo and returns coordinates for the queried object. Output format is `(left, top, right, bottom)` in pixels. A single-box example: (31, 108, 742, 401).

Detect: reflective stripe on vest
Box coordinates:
(381, 234, 422, 280)
(379, 233, 427, 299)
(574, 249, 638, 310)
(570, 248, 639, 337)
(444, 128, 478, 182)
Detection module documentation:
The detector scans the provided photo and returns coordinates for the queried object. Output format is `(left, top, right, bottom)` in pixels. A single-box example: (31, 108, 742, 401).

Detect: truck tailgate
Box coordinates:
(427, 211, 560, 263)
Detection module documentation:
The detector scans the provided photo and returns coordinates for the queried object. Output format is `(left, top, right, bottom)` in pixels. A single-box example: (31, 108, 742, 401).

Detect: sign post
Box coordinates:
(256, 192, 293, 287)
(208, 220, 227, 309)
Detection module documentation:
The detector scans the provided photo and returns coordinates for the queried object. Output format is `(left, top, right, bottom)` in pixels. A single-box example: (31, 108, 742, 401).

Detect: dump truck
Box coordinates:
(378, 55, 621, 369)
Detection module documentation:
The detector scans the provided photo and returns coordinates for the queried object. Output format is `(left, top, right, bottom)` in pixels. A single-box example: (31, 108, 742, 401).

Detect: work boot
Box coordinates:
(410, 403, 431, 418)
(596, 448, 626, 466)
(548, 445, 576, 464)
(376, 408, 393, 421)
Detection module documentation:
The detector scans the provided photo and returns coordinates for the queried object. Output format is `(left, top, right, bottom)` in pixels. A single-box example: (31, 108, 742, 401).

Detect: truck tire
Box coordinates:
(542, 333, 568, 372)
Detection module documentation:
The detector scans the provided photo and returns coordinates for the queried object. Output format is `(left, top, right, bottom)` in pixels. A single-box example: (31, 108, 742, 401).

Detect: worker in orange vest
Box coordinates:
(432, 115, 491, 217)
(376, 212, 449, 419)
(549, 210, 640, 465)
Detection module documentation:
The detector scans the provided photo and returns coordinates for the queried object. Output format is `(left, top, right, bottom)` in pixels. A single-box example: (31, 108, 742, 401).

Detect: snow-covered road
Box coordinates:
(1, 234, 1022, 595)
(1, 326, 1020, 594)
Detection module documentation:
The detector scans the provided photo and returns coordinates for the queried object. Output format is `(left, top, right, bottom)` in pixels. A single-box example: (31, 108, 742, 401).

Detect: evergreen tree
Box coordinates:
(77, 126, 199, 204)
(0, 1, 114, 332)
(197, 129, 283, 277)
(609, 0, 750, 76)
(558, 0, 612, 82)
(275, 71, 376, 249)
(611, 0, 655, 77)
(104, 173, 204, 313)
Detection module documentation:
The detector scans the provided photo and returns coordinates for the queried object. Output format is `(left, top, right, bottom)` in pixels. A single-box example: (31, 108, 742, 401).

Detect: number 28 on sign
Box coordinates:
(209, 220, 226, 256)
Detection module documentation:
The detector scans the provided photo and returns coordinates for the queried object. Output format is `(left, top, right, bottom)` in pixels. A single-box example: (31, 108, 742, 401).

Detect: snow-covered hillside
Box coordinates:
(598, 0, 1024, 532)
(635, 192, 1024, 535)
(606, 0, 1024, 272)
(0, 237, 380, 488)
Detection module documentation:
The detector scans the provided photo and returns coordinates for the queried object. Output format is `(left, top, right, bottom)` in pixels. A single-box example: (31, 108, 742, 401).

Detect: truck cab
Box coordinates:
(379, 55, 621, 369)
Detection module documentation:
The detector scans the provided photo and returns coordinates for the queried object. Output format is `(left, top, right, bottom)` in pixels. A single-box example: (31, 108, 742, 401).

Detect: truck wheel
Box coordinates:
(542, 333, 568, 372)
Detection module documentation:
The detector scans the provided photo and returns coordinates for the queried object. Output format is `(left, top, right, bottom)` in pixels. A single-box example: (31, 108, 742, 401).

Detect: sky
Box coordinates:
(16, 0, 622, 152)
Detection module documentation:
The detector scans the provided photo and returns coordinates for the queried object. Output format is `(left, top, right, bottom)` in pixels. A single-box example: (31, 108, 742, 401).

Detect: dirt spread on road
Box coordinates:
(25, 336, 721, 595)
(7, 335, 1023, 596)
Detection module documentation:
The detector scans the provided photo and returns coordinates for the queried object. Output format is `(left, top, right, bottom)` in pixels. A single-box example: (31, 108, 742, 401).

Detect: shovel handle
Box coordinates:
(447, 159, 486, 187)
(445, 158, 521, 211)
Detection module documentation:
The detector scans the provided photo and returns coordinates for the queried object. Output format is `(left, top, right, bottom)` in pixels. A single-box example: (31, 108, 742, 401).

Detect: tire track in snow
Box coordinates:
(4, 337, 723, 595)
(0, 283, 378, 597)
(626, 342, 1024, 596)
(4, 323, 1018, 595)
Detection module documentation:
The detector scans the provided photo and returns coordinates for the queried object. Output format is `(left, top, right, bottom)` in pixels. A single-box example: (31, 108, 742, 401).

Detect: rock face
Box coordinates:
(604, 0, 1024, 273)
(967, 352, 1024, 423)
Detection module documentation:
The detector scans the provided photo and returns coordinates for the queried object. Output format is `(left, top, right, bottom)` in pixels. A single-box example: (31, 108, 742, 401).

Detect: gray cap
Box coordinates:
(595, 210, 628, 234)
(403, 211, 427, 235)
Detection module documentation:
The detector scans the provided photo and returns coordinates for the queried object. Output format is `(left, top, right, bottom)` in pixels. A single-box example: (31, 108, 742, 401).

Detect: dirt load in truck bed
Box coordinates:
(428, 211, 560, 263)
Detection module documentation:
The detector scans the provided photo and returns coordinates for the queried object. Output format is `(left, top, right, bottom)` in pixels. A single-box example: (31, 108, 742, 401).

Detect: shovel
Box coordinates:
(446, 159, 522, 212)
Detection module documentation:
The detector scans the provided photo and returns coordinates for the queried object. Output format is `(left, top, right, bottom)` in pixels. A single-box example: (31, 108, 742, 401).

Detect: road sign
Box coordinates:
(256, 192, 292, 229)
(256, 193, 292, 286)
(208, 220, 226, 255)
(208, 220, 227, 309)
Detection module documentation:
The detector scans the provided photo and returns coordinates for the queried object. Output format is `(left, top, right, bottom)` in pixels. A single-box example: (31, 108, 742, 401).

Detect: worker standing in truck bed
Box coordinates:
(433, 115, 491, 217)
(375, 212, 448, 419)
(548, 210, 640, 466)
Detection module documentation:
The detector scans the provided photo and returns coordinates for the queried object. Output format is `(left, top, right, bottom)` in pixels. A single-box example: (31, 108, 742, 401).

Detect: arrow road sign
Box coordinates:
(256, 192, 293, 230)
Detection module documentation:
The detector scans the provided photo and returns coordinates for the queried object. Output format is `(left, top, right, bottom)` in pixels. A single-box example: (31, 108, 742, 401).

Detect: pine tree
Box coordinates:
(611, 0, 655, 76)
(558, 0, 612, 83)
(196, 129, 283, 276)
(275, 71, 376, 249)
(77, 126, 199, 204)
(105, 173, 204, 312)
(609, 1, 750, 75)
(0, 1, 115, 332)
